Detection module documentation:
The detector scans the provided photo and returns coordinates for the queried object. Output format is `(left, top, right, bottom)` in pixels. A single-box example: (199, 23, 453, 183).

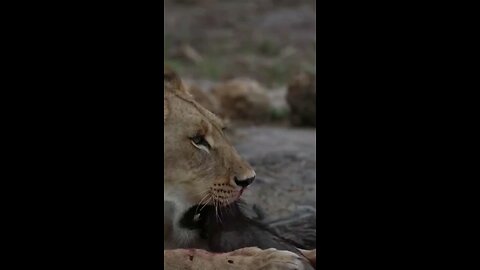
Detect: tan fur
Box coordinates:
(164, 69, 255, 210)
(163, 68, 315, 269)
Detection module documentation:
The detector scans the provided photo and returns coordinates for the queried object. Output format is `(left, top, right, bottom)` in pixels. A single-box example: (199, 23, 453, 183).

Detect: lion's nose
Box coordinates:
(234, 175, 255, 188)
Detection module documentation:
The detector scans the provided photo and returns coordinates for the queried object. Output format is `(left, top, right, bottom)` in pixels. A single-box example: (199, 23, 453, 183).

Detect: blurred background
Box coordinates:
(165, 0, 316, 248)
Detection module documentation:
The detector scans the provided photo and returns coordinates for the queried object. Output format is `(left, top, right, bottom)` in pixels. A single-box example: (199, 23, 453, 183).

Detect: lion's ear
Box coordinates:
(164, 67, 181, 92)
(164, 67, 193, 123)
(164, 67, 191, 96)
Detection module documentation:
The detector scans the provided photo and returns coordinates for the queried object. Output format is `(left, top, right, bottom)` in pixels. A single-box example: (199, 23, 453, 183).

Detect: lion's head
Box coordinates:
(164, 69, 255, 212)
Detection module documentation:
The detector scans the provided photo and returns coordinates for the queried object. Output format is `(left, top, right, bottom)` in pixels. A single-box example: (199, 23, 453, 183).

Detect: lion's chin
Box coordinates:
(207, 186, 245, 206)
(209, 192, 242, 207)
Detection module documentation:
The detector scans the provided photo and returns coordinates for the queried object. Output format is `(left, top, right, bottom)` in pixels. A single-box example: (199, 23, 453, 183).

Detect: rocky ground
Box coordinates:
(232, 126, 316, 221)
(231, 126, 316, 249)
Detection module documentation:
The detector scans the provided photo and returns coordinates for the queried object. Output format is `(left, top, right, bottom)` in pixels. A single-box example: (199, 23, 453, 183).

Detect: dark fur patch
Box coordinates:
(179, 201, 302, 255)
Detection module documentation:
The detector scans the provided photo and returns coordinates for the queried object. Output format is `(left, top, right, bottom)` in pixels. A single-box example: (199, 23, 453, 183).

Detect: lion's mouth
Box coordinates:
(237, 187, 245, 198)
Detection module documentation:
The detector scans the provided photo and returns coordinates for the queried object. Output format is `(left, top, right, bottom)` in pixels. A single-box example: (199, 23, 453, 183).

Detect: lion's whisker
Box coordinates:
(197, 192, 209, 204)
(195, 193, 211, 215)
(214, 195, 223, 224)
(199, 197, 212, 212)
(194, 188, 210, 196)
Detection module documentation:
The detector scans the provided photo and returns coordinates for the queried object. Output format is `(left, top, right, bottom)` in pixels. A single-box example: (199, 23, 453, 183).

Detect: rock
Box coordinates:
(212, 78, 271, 122)
(286, 72, 316, 127)
(233, 126, 316, 223)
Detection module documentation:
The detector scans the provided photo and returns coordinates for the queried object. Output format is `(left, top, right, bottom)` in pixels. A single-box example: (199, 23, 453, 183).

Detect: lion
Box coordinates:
(164, 68, 315, 270)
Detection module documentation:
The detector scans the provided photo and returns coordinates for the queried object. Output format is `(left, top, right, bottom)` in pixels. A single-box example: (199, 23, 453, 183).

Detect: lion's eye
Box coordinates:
(191, 135, 210, 149)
